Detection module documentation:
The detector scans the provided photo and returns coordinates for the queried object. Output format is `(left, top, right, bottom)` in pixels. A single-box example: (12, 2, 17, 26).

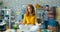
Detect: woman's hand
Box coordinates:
(38, 23, 42, 26)
(18, 22, 25, 25)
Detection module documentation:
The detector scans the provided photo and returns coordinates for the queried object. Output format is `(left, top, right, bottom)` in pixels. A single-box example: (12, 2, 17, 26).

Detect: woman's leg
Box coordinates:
(48, 25, 57, 32)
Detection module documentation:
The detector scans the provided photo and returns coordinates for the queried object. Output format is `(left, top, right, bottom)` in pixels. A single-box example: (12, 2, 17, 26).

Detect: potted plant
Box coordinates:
(13, 24, 18, 32)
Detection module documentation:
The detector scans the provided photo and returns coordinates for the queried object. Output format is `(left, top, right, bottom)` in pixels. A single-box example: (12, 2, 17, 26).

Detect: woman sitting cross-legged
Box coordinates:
(19, 4, 41, 32)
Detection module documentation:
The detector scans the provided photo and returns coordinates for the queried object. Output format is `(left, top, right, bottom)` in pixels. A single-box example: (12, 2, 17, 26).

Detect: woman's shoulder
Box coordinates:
(24, 13, 26, 15)
(24, 13, 27, 16)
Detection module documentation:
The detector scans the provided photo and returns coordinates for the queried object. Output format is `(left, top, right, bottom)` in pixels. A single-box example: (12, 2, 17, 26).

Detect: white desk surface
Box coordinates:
(5, 29, 21, 32)
(0, 22, 6, 26)
(5, 29, 52, 32)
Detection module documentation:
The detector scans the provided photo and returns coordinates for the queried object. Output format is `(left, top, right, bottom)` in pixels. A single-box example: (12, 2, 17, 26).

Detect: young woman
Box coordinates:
(19, 4, 37, 25)
(48, 8, 57, 32)
(19, 4, 40, 32)
(23, 4, 37, 25)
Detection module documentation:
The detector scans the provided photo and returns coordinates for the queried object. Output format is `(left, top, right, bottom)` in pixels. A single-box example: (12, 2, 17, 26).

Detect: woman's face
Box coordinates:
(27, 6, 32, 13)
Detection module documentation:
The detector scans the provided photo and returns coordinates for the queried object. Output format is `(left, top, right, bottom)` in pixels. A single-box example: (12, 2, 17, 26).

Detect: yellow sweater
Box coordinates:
(23, 14, 37, 25)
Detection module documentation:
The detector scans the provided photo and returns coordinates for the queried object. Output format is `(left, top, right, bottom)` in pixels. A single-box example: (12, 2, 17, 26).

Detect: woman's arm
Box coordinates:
(18, 14, 26, 25)
(35, 15, 38, 25)
(23, 14, 27, 24)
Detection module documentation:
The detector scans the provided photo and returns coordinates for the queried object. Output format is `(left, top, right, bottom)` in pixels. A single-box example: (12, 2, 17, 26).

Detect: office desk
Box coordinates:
(5, 29, 20, 32)
(5, 29, 41, 32)
(5, 24, 52, 32)
(5, 29, 52, 32)
(19, 25, 52, 32)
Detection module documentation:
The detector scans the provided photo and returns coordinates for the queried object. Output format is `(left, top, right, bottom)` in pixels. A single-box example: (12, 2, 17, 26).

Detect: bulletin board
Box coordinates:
(36, 8, 45, 19)
(36, 7, 45, 23)
(56, 7, 60, 24)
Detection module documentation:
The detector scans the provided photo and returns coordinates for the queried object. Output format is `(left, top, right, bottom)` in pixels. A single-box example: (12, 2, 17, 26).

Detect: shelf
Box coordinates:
(36, 8, 44, 10)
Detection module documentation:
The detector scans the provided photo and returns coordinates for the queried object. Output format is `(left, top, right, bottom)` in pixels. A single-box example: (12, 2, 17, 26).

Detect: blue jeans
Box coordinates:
(48, 18, 57, 27)
(44, 21, 48, 29)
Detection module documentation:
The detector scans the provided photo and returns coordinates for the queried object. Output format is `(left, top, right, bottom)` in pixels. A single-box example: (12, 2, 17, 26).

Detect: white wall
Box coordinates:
(2, 0, 60, 21)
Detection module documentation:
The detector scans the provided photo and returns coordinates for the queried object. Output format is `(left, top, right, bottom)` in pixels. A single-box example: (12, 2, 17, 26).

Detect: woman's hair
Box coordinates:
(49, 7, 56, 18)
(25, 4, 35, 16)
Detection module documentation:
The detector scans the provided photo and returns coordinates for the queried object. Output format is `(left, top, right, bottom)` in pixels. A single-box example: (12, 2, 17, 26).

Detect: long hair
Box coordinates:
(25, 4, 35, 16)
